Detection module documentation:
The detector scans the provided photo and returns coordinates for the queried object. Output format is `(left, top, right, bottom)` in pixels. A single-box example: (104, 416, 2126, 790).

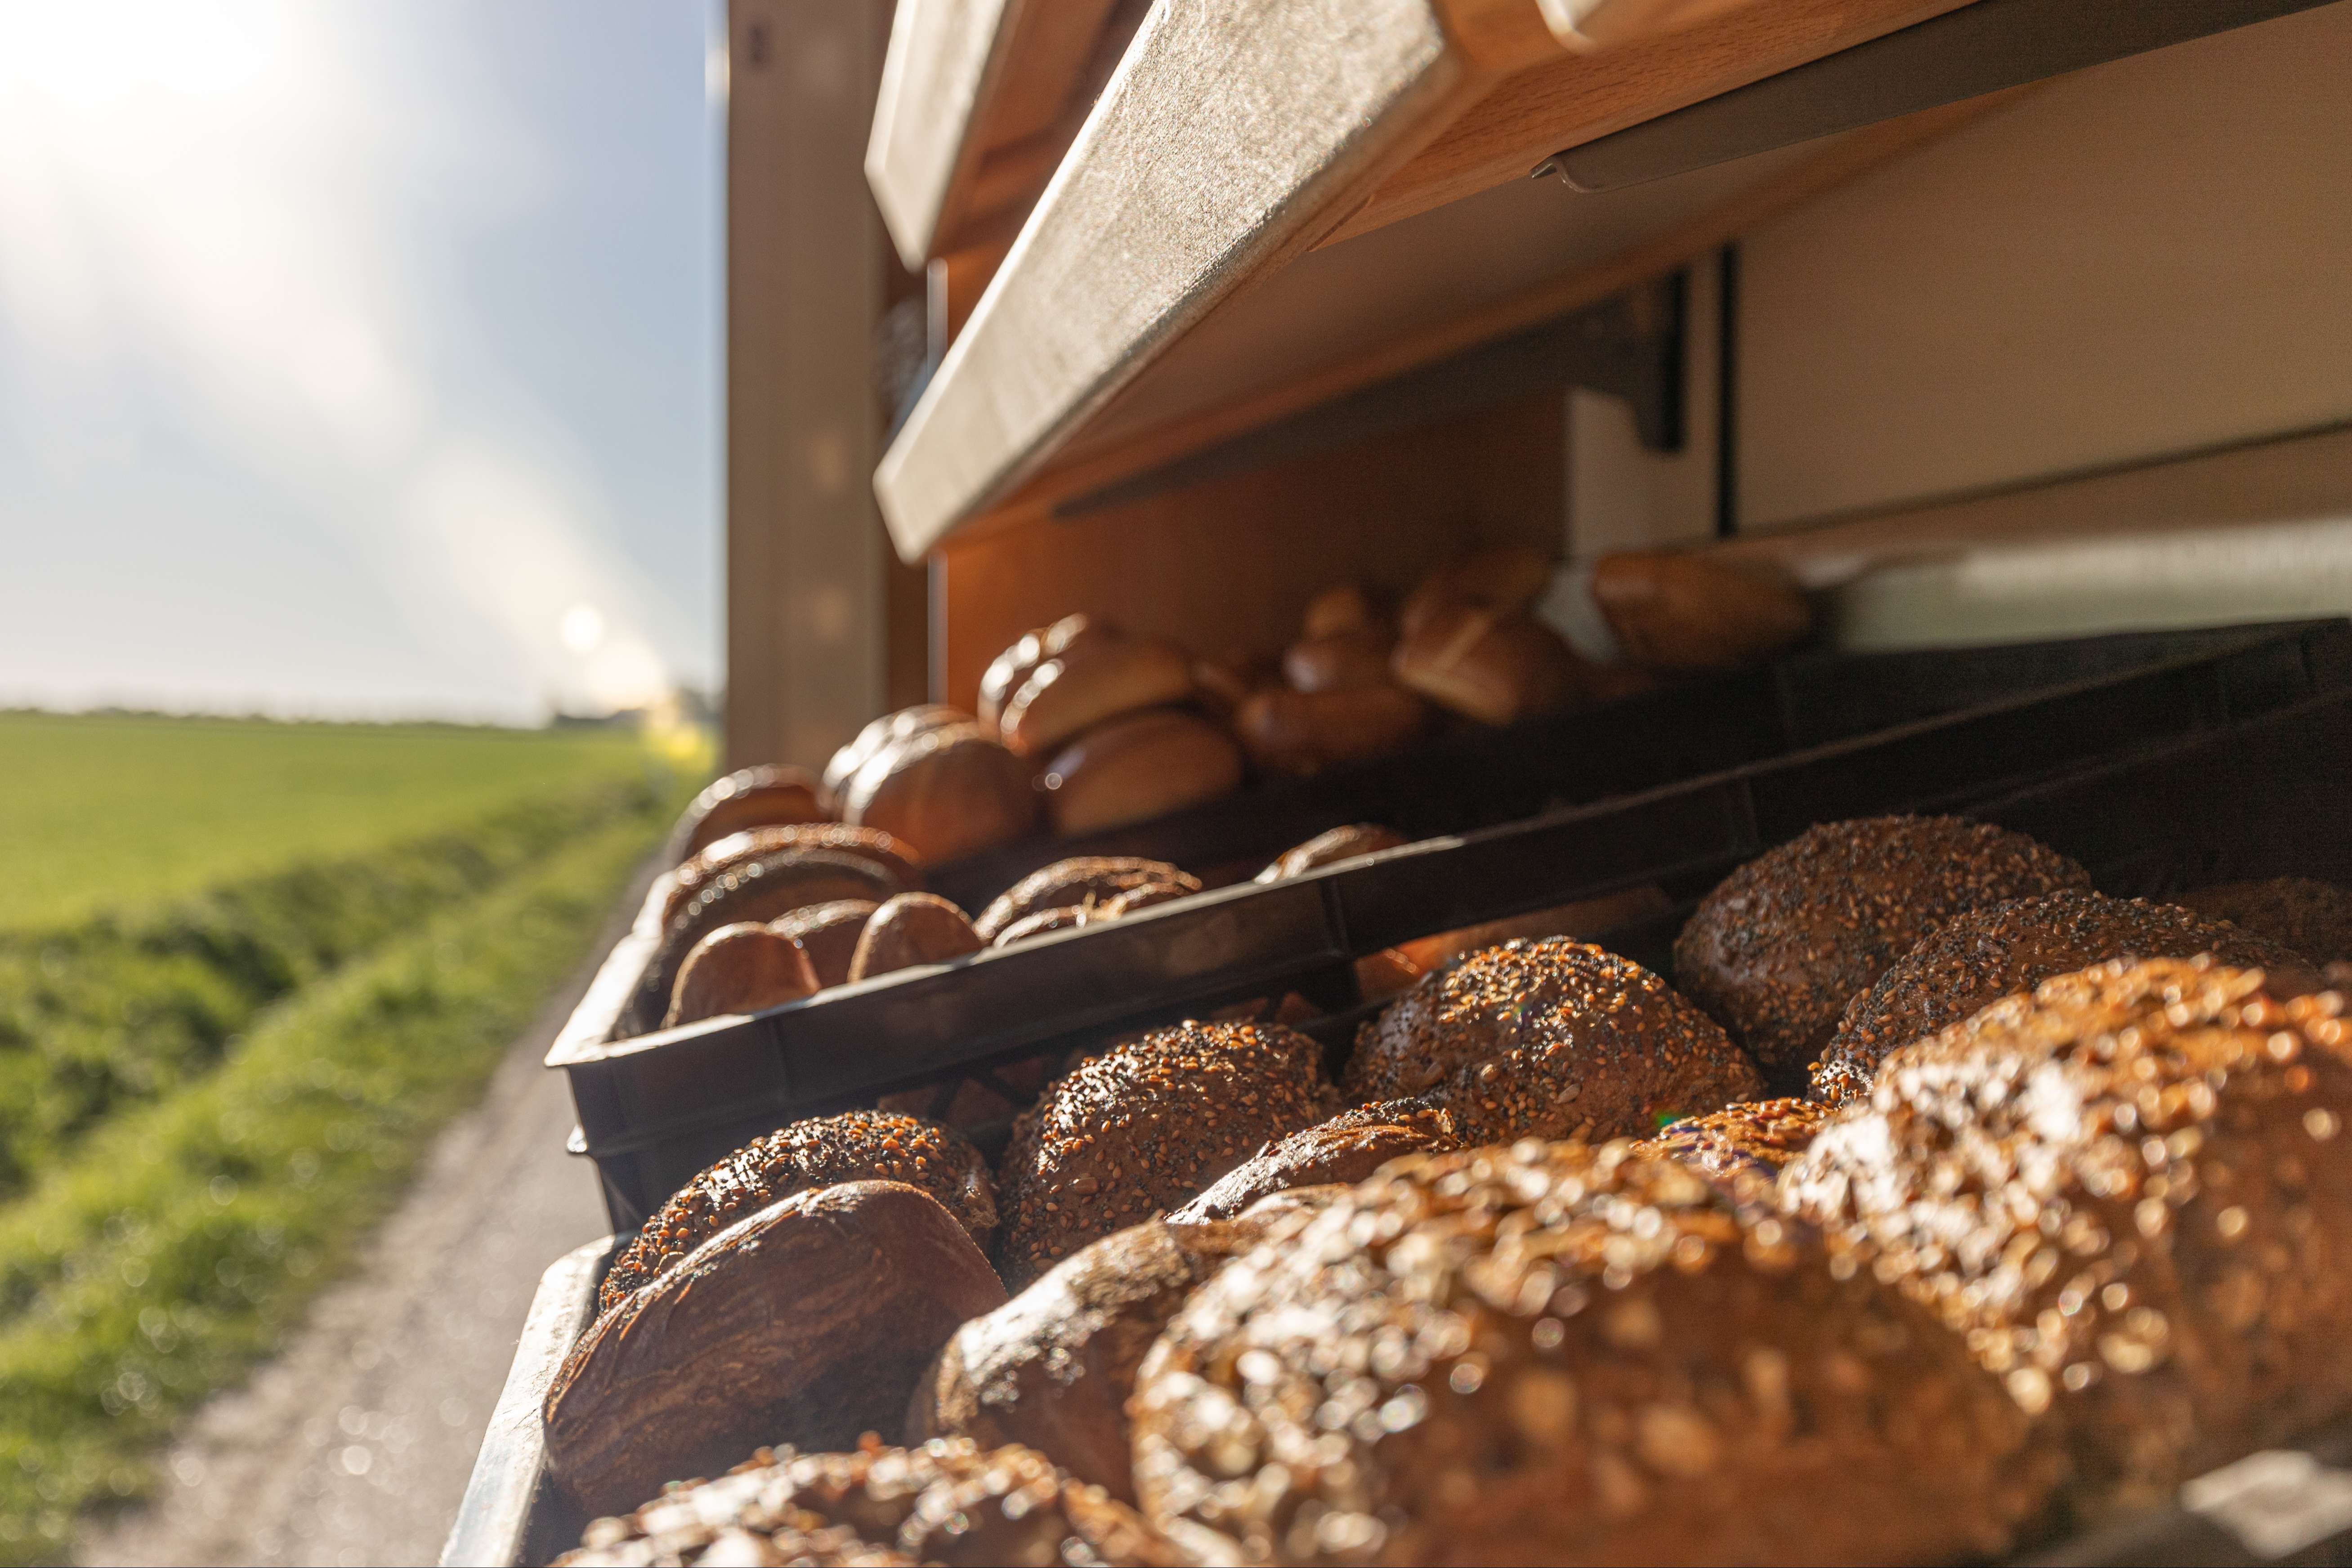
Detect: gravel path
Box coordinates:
(79, 862, 651, 1568)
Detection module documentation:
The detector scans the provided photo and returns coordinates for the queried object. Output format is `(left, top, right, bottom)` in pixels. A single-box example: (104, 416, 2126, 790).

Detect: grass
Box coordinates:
(0, 712, 667, 930)
(0, 804, 671, 1564)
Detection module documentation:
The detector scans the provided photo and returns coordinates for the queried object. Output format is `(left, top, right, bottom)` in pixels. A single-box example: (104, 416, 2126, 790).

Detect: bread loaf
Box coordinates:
(977, 613, 1109, 729)
(1254, 823, 1408, 882)
(1037, 709, 1243, 836)
(2178, 875, 2352, 967)
(771, 898, 877, 989)
(999, 632, 1194, 759)
(630, 848, 903, 1033)
(1301, 582, 1383, 640)
(1787, 958, 2352, 1514)
(1399, 543, 1552, 636)
(1391, 602, 1583, 725)
(822, 704, 967, 801)
(1589, 550, 1811, 671)
(674, 765, 829, 860)
(996, 1020, 1333, 1286)
(973, 857, 1199, 942)
(660, 823, 921, 927)
(1189, 648, 1275, 722)
(841, 721, 1038, 863)
(662, 923, 818, 1030)
(1282, 630, 1392, 693)
(1633, 1096, 1825, 1199)
(993, 904, 1092, 947)
(1166, 1099, 1459, 1225)
(599, 1109, 997, 1310)
(1674, 816, 2090, 1074)
(848, 892, 984, 983)
(1132, 1141, 2054, 1565)
(543, 1182, 1007, 1519)
(1233, 683, 1425, 776)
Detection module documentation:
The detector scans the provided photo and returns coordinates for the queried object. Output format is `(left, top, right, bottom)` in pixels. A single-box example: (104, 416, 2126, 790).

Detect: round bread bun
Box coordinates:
(841, 721, 1039, 864)
(1302, 582, 1383, 640)
(556, 1438, 1175, 1568)
(974, 856, 1199, 942)
(848, 892, 984, 983)
(1399, 543, 1553, 636)
(1037, 708, 1243, 837)
(978, 613, 1112, 730)
(1234, 683, 1427, 776)
(1346, 937, 1762, 1146)
(992, 904, 1093, 947)
(1131, 1140, 2055, 1565)
(662, 923, 818, 1030)
(1633, 1096, 1825, 1199)
(995, 1020, 1333, 1287)
(1283, 629, 1393, 694)
(1786, 958, 2352, 1514)
(1390, 603, 1583, 726)
(1000, 633, 1195, 759)
(770, 898, 878, 989)
(1255, 823, 1409, 882)
(1588, 551, 1811, 671)
(1166, 1099, 1459, 1225)
(1190, 648, 1276, 723)
(673, 765, 829, 861)
(821, 704, 968, 801)
(598, 1109, 997, 1312)
(1674, 816, 2091, 1074)
(2177, 875, 2352, 966)
(1810, 891, 2317, 1104)
(661, 822, 920, 928)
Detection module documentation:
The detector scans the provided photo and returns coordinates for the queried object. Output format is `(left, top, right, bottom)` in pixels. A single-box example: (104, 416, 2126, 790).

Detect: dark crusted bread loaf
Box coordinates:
(1131, 1140, 2055, 1565)
(972, 856, 1199, 943)
(912, 1202, 1318, 1501)
(1785, 958, 2352, 1515)
(2178, 876, 2352, 966)
(1673, 817, 2090, 1072)
(599, 1110, 996, 1311)
(1633, 1096, 1825, 1200)
(1346, 938, 1762, 1146)
(995, 1020, 1332, 1287)
(1167, 1099, 1459, 1225)
(544, 1183, 1007, 1520)
(556, 1437, 1176, 1567)
(1809, 892, 2316, 1104)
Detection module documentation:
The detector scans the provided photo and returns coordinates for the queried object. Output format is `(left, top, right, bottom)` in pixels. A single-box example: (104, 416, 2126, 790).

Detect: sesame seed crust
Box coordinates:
(1673, 816, 2090, 1072)
(599, 1111, 996, 1312)
(1348, 939, 1763, 1147)
(1634, 1097, 1827, 1199)
(995, 1021, 1334, 1288)
(1131, 1140, 2054, 1566)
(1784, 958, 2352, 1514)
(555, 1437, 1176, 1567)
(1809, 893, 2315, 1105)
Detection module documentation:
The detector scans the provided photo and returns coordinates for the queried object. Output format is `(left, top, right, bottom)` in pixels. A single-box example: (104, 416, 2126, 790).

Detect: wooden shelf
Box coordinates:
(872, 0, 1979, 557)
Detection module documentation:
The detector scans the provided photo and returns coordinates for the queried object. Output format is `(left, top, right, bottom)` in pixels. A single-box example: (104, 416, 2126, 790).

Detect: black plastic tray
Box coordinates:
(456, 687, 2352, 1567)
(548, 622, 2352, 1233)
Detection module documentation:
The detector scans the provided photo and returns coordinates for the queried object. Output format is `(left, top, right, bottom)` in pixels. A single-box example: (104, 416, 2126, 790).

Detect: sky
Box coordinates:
(0, 0, 721, 724)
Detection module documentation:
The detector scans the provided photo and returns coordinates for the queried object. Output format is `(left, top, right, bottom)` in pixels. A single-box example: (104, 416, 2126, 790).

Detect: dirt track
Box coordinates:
(78, 863, 649, 1568)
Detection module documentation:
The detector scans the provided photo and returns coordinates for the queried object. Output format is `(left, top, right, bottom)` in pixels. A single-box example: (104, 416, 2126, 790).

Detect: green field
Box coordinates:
(0, 712, 704, 1561)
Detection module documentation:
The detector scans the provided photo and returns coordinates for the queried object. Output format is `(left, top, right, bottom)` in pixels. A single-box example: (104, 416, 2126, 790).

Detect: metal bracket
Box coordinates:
(1057, 271, 1686, 518)
(1534, 0, 2335, 194)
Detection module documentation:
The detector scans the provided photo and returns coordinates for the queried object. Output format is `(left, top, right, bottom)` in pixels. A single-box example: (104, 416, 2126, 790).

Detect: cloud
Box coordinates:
(0, 0, 690, 719)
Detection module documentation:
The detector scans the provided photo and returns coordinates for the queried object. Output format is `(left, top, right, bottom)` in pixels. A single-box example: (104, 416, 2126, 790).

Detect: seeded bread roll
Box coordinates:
(1037, 709, 1244, 836)
(2178, 876, 2352, 966)
(1588, 551, 1811, 672)
(1346, 938, 1762, 1146)
(599, 1110, 997, 1312)
(557, 1438, 1176, 1568)
(1634, 1097, 1825, 1199)
(545, 1182, 1007, 1520)
(629, 849, 904, 1033)
(1810, 892, 2316, 1104)
(673, 765, 831, 861)
(912, 1208, 1309, 1500)
(848, 892, 984, 983)
(1233, 683, 1428, 776)
(973, 857, 1198, 942)
(1785, 958, 2352, 1515)
(660, 823, 921, 927)
(1390, 603, 1583, 726)
(996, 1021, 1333, 1287)
(772, 898, 878, 989)
(663, 923, 819, 1030)
(1674, 816, 2091, 1073)
(1000, 633, 1195, 759)
(1132, 1141, 2055, 1565)
(1167, 1100, 1459, 1225)
(1253, 823, 1409, 881)
(822, 705, 968, 801)
(842, 721, 1038, 864)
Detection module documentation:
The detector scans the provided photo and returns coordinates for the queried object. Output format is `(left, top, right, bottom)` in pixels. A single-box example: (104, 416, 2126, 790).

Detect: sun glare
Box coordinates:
(0, 0, 287, 111)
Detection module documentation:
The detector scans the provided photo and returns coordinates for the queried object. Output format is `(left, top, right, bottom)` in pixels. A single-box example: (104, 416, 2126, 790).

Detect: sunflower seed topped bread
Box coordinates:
(545, 1183, 1007, 1520)
(1674, 816, 2091, 1073)
(1345, 938, 1762, 1146)
(1809, 891, 2315, 1104)
(995, 1020, 1333, 1287)
(1784, 958, 2352, 1514)
(1166, 1099, 1460, 1225)
(599, 1110, 996, 1312)
(1634, 1096, 1827, 1198)
(1131, 1140, 2056, 1565)
(558, 1437, 1176, 1567)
